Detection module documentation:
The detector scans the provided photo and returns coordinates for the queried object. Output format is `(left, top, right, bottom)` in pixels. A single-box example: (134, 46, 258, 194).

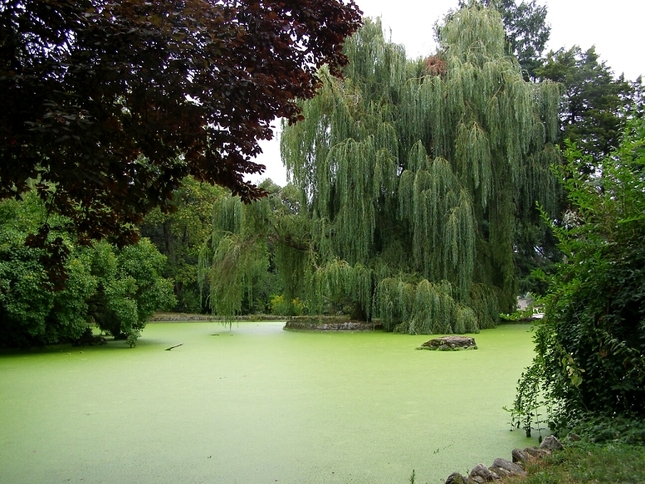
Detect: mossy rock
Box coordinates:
(417, 336, 477, 351)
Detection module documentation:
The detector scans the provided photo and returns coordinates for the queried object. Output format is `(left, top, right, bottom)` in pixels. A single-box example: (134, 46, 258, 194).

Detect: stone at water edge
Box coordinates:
(283, 321, 379, 331)
(511, 448, 529, 465)
(444, 472, 469, 484)
(417, 336, 478, 351)
(525, 446, 551, 459)
(540, 435, 564, 451)
(469, 463, 499, 482)
(442, 435, 564, 483)
(490, 457, 527, 478)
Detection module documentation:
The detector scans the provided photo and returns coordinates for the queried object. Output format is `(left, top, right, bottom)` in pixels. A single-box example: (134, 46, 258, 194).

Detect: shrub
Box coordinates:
(512, 117, 645, 434)
(0, 196, 175, 347)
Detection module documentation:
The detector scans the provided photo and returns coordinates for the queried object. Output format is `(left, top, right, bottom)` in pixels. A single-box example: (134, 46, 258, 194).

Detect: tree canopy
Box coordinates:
(200, 179, 297, 317)
(139, 177, 225, 313)
(203, 5, 562, 333)
(536, 46, 642, 168)
(0, 0, 362, 248)
(0, 194, 175, 347)
(456, 0, 551, 80)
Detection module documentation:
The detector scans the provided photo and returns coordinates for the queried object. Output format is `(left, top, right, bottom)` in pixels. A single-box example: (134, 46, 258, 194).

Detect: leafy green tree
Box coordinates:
(457, 0, 551, 80)
(86, 239, 176, 342)
(0, 195, 175, 347)
(536, 46, 641, 168)
(0, 0, 362, 281)
(200, 180, 293, 317)
(512, 116, 645, 434)
(204, 6, 561, 333)
(285, 8, 559, 329)
(447, 1, 556, 297)
(0, 194, 93, 346)
(139, 177, 225, 312)
(515, 49, 643, 297)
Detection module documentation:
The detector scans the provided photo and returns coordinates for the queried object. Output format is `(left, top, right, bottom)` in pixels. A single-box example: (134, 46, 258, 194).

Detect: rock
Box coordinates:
(511, 448, 529, 465)
(539, 435, 563, 451)
(567, 432, 581, 442)
(445, 472, 470, 484)
(469, 463, 499, 482)
(524, 446, 551, 459)
(417, 336, 478, 351)
(442, 437, 567, 484)
(489, 458, 527, 478)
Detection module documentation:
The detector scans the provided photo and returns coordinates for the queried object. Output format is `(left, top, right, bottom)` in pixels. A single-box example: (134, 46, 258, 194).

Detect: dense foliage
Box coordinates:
(202, 5, 562, 332)
(512, 116, 645, 435)
(536, 46, 642, 167)
(282, 6, 559, 330)
(200, 180, 294, 317)
(456, 0, 551, 80)
(0, 0, 361, 250)
(139, 177, 225, 312)
(0, 195, 175, 347)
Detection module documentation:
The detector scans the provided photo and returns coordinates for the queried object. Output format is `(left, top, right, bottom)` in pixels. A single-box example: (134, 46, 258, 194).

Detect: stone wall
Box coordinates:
(283, 321, 381, 331)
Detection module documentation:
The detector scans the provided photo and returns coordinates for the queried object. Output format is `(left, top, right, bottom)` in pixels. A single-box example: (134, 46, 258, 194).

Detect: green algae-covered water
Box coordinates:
(0, 323, 537, 483)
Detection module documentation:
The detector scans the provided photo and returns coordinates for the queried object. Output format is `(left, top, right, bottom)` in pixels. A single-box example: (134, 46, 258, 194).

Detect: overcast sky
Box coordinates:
(250, 0, 645, 186)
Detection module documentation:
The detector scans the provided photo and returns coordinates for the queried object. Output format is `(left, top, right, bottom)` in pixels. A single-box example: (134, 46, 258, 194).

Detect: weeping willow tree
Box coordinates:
(199, 180, 313, 318)
(199, 190, 271, 317)
(282, 5, 561, 332)
(203, 4, 561, 333)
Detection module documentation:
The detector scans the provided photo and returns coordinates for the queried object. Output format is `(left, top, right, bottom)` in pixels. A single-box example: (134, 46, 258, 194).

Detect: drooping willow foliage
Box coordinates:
(199, 181, 314, 318)
(202, 5, 561, 333)
(200, 193, 269, 317)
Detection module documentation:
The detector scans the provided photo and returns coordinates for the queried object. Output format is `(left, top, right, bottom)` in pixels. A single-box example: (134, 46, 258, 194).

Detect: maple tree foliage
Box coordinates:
(0, 0, 362, 249)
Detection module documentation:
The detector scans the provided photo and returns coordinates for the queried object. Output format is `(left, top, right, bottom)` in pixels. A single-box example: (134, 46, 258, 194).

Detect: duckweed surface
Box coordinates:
(0, 323, 538, 483)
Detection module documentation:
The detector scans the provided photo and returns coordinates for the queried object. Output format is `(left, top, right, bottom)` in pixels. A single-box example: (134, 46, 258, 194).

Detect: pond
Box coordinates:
(0, 322, 538, 483)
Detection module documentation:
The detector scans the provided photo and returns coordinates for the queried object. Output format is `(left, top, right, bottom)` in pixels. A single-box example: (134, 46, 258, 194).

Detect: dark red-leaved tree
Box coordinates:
(0, 0, 362, 250)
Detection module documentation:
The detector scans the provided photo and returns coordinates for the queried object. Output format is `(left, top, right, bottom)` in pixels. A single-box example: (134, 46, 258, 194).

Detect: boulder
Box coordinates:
(469, 463, 499, 482)
(445, 472, 470, 484)
(489, 458, 527, 478)
(525, 446, 551, 459)
(511, 448, 529, 465)
(539, 435, 563, 451)
(417, 336, 478, 351)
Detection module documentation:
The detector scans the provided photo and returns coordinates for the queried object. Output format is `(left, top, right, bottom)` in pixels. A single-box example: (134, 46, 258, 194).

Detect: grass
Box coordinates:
(503, 441, 645, 484)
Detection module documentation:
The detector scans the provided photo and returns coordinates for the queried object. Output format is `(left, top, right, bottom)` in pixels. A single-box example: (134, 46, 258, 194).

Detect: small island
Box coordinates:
(417, 336, 478, 351)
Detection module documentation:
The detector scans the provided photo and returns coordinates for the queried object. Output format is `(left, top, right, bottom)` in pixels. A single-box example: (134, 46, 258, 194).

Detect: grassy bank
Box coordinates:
(504, 441, 645, 484)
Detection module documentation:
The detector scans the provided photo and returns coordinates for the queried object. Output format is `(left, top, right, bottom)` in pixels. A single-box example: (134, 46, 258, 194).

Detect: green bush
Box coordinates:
(0, 196, 175, 347)
(512, 117, 645, 434)
(270, 294, 305, 316)
(87, 240, 176, 342)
